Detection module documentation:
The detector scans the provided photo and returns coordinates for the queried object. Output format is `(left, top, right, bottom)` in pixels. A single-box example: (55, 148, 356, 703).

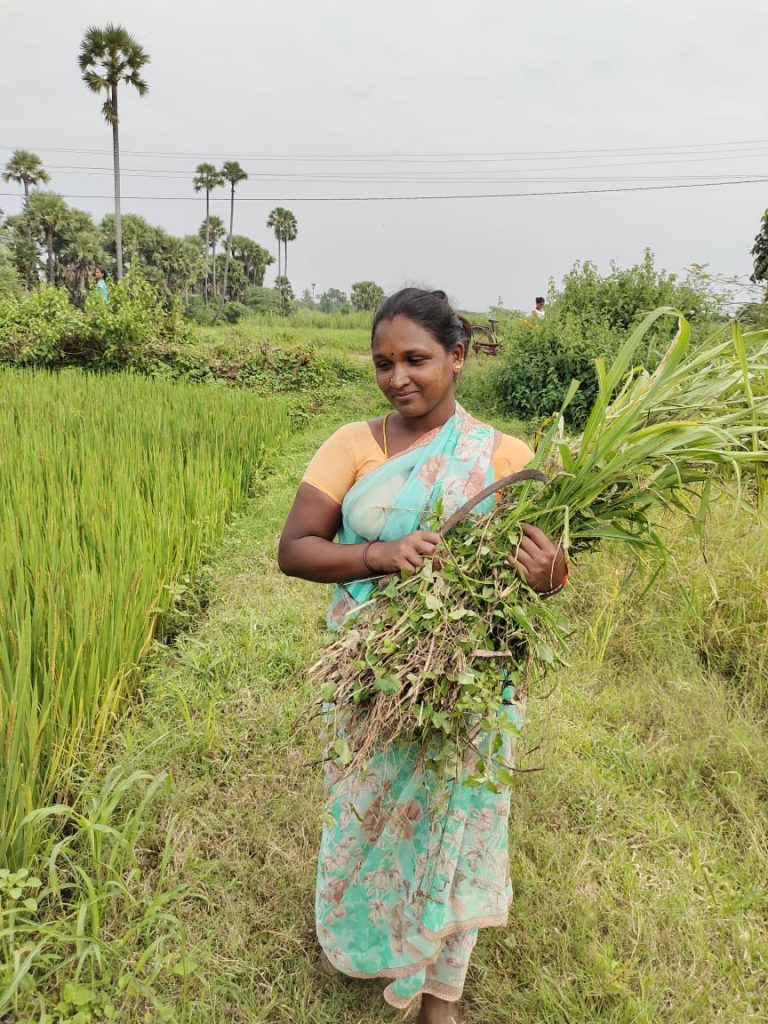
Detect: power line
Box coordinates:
(2, 177, 767, 203)
(3, 138, 768, 163)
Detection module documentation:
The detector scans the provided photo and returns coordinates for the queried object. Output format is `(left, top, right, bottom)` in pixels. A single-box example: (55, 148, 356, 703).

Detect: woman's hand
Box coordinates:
(368, 530, 441, 573)
(508, 523, 567, 595)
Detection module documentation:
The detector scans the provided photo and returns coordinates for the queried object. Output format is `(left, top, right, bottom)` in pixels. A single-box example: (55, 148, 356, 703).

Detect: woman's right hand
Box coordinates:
(368, 531, 442, 573)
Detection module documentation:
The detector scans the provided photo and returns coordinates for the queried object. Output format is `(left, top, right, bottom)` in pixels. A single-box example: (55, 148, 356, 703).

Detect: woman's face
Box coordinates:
(95, 268, 104, 280)
(372, 315, 464, 421)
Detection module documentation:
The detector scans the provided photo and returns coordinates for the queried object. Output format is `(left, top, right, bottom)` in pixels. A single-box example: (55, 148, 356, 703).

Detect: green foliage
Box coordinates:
(351, 280, 385, 311)
(750, 208, 768, 297)
(274, 275, 296, 315)
(2, 150, 50, 197)
(1, 768, 192, 1022)
(496, 312, 618, 427)
(495, 250, 722, 427)
(221, 300, 247, 323)
(318, 287, 349, 312)
(0, 246, 22, 297)
(243, 285, 282, 314)
(0, 275, 190, 369)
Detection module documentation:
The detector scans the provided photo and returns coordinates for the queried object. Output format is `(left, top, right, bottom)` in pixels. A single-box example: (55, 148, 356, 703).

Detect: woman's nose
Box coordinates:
(390, 363, 411, 388)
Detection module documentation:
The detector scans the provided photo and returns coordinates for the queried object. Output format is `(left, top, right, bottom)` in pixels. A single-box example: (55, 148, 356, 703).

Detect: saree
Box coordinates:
(315, 405, 524, 1009)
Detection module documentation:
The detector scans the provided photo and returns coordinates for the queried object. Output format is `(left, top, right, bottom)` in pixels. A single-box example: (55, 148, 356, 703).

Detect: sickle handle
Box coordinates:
(440, 468, 549, 537)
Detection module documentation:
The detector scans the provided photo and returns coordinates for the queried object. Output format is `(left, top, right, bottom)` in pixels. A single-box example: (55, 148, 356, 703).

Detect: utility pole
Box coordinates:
(311, 282, 316, 307)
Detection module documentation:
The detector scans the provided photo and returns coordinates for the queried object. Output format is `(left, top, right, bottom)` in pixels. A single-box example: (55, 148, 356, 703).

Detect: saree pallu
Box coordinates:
(316, 406, 524, 1009)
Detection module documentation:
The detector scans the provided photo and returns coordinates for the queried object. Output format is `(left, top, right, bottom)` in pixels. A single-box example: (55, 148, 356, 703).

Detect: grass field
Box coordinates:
(3, 333, 767, 1022)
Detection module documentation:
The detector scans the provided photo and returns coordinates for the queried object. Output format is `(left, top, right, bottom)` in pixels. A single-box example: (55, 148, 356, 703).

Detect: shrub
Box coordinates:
(0, 285, 85, 365)
(222, 300, 248, 323)
(495, 313, 618, 427)
(492, 251, 723, 428)
(0, 274, 191, 371)
(243, 285, 281, 314)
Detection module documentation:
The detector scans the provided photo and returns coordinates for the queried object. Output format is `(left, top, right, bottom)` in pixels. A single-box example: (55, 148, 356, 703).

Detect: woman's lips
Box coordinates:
(393, 391, 419, 401)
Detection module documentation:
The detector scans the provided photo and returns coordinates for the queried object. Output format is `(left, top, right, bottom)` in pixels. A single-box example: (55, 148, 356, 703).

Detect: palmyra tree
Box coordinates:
(3, 150, 50, 202)
(193, 162, 224, 303)
(266, 207, 298, 280)
(79, 24, 150, 281)
(213, 161, 248, 322)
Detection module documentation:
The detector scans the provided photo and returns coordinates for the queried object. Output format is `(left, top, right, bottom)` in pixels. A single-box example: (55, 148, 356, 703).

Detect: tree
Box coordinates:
(3, 150, 50, 202)
(229, 235, 274, 287)
(25, 192, 70, 284)
(281, 209, 297, 277)
(201, 215, 226, 298)
(266, 207, 284, 279)
(274, 275, 295, 315)
(193, 162, 224, 303)
(214, 161, 248, 323)
(351, 280, 385, 311)
(79, 24, 150, 282)
(266, 207, 297, 279)
(751, 210, 768, 298)
(56, 208, 105, 303)
(318, 287, 347, 312)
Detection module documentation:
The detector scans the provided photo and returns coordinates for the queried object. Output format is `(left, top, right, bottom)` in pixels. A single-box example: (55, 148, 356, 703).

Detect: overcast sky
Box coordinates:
(2, 0, 767, 310)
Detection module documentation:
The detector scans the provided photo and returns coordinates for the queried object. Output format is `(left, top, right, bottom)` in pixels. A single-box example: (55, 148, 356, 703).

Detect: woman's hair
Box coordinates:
(96, 265, 108, 279)
(371, 288, 472, 355)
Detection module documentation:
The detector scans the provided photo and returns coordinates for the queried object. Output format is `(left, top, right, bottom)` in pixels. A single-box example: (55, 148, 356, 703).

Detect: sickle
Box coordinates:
(440, 468, 549, 537)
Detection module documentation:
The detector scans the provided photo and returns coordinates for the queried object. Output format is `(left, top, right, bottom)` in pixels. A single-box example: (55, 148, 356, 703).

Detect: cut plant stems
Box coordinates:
(311, 310, 768, 789)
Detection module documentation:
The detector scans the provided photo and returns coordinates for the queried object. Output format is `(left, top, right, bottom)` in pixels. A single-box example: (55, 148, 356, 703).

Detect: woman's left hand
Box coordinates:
(507, 523, 567, 595)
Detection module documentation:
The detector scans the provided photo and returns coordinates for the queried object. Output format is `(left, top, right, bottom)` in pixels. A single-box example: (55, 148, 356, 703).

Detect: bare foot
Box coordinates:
(416, 992, 462, 1024)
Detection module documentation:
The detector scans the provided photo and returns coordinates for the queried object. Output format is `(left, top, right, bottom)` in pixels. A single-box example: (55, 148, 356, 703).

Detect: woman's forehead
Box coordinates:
(372, 315, 441, 352)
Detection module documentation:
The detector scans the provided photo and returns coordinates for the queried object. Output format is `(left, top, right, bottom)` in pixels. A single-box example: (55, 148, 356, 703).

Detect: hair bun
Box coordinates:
(431, 289, 448, 301)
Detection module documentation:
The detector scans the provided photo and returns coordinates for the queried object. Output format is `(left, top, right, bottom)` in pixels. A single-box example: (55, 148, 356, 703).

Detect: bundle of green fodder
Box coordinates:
(311, 311, 768, 788)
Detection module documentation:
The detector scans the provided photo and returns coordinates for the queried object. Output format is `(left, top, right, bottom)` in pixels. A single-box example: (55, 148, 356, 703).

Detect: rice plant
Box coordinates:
(0, 369, 289, 867)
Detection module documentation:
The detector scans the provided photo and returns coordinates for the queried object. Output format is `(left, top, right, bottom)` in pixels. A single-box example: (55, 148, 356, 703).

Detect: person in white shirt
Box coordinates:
(531, 296, 545, 319)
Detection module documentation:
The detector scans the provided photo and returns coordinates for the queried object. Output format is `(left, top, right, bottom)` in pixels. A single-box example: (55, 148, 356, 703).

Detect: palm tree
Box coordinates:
(79, 24, 150, 282)
(267, 207, 285, 280)
(214, 161, 248, 323)
(3, 150, 50, 202)
(26, 192, 70, 284)
(281, 209, 298, 277)
(266, 208, 298, 281)
(193, 162, 224, 304)
(202, 215, 226, 298)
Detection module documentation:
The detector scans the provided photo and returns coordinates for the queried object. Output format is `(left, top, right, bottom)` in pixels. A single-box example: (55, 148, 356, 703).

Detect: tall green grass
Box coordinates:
(0, 369, 289, 867)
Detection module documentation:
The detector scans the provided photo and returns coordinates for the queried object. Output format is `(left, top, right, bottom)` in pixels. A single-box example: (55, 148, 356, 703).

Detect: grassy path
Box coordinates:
(108, 399, 768, 1024)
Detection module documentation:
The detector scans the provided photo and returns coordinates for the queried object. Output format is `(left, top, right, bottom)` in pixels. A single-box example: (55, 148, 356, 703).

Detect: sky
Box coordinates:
(1, 0, 767, 311)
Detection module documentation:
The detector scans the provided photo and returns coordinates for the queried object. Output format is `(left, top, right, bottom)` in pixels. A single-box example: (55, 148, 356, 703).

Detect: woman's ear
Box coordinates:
(452, 342, 465, 375)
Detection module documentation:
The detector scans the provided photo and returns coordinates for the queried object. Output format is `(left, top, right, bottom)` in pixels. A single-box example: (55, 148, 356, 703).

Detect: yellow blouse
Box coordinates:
(302, 421, 534, 505)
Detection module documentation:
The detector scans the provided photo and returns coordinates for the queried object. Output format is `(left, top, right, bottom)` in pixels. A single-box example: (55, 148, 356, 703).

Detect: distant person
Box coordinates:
(95, 266, 109, 301)
(531, 296, 545, 319)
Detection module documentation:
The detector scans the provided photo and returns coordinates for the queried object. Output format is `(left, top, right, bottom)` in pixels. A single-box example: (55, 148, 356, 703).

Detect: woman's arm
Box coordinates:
(278, 483, 441, 583)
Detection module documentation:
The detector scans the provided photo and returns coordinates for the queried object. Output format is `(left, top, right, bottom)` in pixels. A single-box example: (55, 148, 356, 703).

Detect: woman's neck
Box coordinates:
(386, 399, 457, 452)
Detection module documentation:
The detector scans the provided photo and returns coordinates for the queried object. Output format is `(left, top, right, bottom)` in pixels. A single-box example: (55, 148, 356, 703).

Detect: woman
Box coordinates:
(279, 288, 567, 1023)
(94, 265, 109, 301)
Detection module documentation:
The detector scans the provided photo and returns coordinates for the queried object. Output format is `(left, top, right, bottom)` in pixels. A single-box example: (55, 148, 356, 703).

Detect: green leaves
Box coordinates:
(372, 676, 401, 694)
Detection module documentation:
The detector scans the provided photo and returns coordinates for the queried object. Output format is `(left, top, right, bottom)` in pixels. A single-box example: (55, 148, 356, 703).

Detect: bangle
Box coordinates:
(538, 568, 568, 598)
(362, 540, 380, 575)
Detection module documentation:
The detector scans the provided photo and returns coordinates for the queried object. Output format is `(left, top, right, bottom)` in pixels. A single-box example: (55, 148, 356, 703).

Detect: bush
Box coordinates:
(0, 285, 85, 365)
(495, 313, 618, 427)
(0, 274, 191, 371)
(492, 251, 723, 428)
(243, 286, 281, 314)
(222, 300, 248, 324)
